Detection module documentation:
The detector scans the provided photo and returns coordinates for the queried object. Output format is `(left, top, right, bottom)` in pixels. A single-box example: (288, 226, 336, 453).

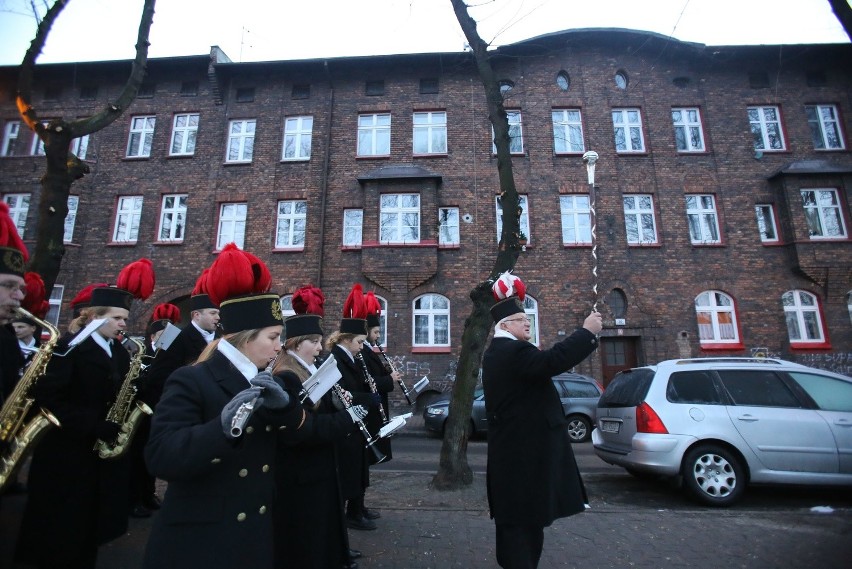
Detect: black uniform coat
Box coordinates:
(0, 323, 24, 402)
(360, 343, 396, 460)
(143, 350, 305, 569)
(141, 322, 209, 407)
(15, 334, 131, 566)
(273, 357, 357, 569)
(331, 344, 372, 500)
(482, 327, 598, 527)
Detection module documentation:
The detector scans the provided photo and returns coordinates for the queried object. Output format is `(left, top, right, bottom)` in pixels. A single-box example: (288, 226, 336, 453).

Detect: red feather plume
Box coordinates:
(21, 272, 49, 318)
(152, 303, 181, 323)
(342, 284, 366, 319)
(116, 258, 155, 300)
(242, 249, 272, 293)
(292, 285, 325, 317)
(204, 243, 272, 306)
(69, 283, 108, 308)
(364, 291, 381, 317)
(0, 202, 29, 261)
(192, 268, 210, 296)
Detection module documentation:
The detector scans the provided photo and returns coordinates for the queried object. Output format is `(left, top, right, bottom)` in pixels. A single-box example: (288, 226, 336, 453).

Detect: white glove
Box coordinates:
(347, 404, 368, 424)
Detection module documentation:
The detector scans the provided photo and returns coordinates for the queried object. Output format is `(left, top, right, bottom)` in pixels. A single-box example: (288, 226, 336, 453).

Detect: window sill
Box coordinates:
(690, 242, 725, 248)
(152, 241, 184, 246)
(675, 150, 710, 155)
(805, 236, 850, 242)
(280, 158, 311, 163)
(615, 151, 649, 156)
(411, 346, 451, 354)
(63, 242, 82, 248)
(122, 156, 151, 161)
(699, 342, 745, 351)
(223, 161, 253, 166)
(789, 341, 832, 350)
(438, 243, 460, 250)
(553, 152, 587, 157)
(272, 246, 305, 253)
(759, 240, 783, 246)
(166, 153, 196, 159)
(341, 245, 362, 251)
(563, 243, 592, 248)
(107, 241, 139, 247)
(361, 240, 438, 248)
(627, 242, 661, 248)
(413, 153, 448, 159)
(355, 155, 390, 160)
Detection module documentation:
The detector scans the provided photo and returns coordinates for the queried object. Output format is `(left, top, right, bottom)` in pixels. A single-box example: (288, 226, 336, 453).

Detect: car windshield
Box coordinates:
(597, 369, 654, 407)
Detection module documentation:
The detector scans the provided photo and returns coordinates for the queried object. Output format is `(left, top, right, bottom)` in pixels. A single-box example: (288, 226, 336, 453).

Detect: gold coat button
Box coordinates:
(239, 468, 248, 477)
(211, 458, 221, 464)
(266, 425, 273, 432)
(262, 464, 270, 473)
(246, 426, 254, 434)
(259, 505, 267, 514)
(237, 512, 246, 522)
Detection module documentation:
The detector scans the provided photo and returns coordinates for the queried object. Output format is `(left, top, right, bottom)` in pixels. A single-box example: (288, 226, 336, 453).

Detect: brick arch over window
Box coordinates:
(694, 290, 743, 350)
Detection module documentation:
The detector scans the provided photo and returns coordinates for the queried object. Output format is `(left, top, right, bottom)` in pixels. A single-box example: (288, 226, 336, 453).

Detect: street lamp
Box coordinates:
(582, 151, 599, 312)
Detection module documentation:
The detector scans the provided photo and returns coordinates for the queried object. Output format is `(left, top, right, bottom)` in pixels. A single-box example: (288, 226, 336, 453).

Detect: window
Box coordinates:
(419, 78, 439, 94)
(801, 189, 847, 239)
(357, 113, 391, 157)
(685, 194, 721, 244)
(170, 113, 199, 156)
(291, 84, 310, 99)
(748, 71, 770, 89)
(375, 296, 388, 346)
(69, 135, 89, 159)
(492, 110, 524, 154)
(438, 207, 459, 245)
(79, 85, 98, 100)
(672, 107, 705, 152)
(380, 194, 420, 243)
(755, 204, 779, 243)
(282, 116, 313, 160)
(63, 196, 78, 243)
(365, 80, 385, 96)
(694, 290, 740, 345)
(555, 71, 570, 91)
(137, 83, 155, 98)
(180, 81, 198, 96)
(559, 195, 590, 244)
(226, 119, 256, 163)
(789, 372, 852, 413)
(216, 202, 247, 250)
(412, 112, 447, 155)
(30, 121, 48, 156)
(1, 121, 20, 156)
(126, 115, 155, 158)
(782, 290, 826, 345)
(158, 194, 188, 242)
(45, 284, 64, 327)
(717, 370, 800, 408)
(523, 295, 539, 346)
(275, 200, 307, 248)
(748, 106, 785, 151)
(667, 371, 723, 405)
(2, 194, 30, 238)
(552, 109, 584, 154)
(607, 289, 627, 319)
(612, 108, 645, 152)
(279, 295, 295, 317)
(235, 87, 255, 103)
(499, 80, 514, 96)
(496, 194, 530, 244)
(343, 209, 363, 247)
(623, 194, 658, 245)
(614, 70, 629, 90)
(413, 294, 449, 347)
(112, 196, 143, 243)
(806, 104, 845, 150)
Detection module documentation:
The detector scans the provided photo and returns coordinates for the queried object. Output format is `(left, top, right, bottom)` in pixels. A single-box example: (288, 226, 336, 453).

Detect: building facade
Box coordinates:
(1, 29, 851, 388)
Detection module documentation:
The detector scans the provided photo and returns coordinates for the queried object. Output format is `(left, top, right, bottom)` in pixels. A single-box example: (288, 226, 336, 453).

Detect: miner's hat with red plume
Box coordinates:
(147, 302, 181, 336)
(70, 282, 108, 316)
(205, 243, 281, 334)
(340, 283, 367, 335)
(14, 272, 49, 325)
(490, 271, 526, 323)
(0, 202, 28, 277)
(365, 291, 382, 329)
(91, 258, 155, 309)
(190, 268, 217, 311)
(286, 285, 325, 339)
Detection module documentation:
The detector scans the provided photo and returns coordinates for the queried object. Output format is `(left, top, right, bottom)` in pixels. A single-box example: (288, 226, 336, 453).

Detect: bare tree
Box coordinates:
(432, 0, 525, 490)
(827, 0, 852, 40)
(16, 0, 157, 294)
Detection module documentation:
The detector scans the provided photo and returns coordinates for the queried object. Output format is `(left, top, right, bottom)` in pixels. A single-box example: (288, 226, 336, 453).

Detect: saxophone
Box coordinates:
(0, 308, 61, 491)
(93, 335, 153, 460)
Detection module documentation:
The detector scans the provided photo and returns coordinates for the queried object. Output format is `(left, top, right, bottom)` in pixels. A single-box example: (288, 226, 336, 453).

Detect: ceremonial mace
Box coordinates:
(582, 150, 599, 312)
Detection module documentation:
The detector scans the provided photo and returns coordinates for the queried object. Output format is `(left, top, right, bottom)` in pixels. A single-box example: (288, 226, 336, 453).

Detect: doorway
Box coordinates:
(600, 337, 639, 387)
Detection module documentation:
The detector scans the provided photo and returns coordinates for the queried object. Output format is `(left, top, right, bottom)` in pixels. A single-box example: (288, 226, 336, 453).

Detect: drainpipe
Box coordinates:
(316, 60, 335, 287)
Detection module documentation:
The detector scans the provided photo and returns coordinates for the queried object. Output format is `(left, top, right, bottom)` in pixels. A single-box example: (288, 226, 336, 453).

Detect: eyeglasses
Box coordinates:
(503, 316, 531, 324)
(0, 281, 27, 295)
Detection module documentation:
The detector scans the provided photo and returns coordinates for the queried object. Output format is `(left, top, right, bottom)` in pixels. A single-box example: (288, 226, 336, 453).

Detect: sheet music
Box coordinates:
(378, 412, 412, 438)
(154, 322, 181, 351)
(412, 376, 430, 394)
(301, 354, 343, 405)
(68, 318, 108, 347)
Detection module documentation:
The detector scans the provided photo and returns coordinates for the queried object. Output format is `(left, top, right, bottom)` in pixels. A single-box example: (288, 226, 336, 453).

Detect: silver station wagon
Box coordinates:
(593, 358, 852, 506)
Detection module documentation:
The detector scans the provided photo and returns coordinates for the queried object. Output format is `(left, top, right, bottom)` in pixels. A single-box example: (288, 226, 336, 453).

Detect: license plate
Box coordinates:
(600, 420, 620, 434)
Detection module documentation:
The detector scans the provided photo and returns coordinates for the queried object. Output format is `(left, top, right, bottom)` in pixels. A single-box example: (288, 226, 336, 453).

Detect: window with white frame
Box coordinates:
(63, 196, 79, 243)
(552, 109, 584, 154)
(524, 295, 540, 346)
(623, 194, 658, 244)
(612, 108, 645, 152)
(438, 207, 459, 245)
(413, 293, 449, 346)
(279, 295, 295, 318)
(282, 116, 313, 160)
(685, 194, 721, 244)
(492, 110, 524, 154)
(375, 296, 388, 346)
(695, 291, 739, 345)
(343, 209, 363, 247)
(112, 196, 143, 242)
(801, 188, 847, 239)
(216, 202, 247, 250)
(126, 115, 156, 158)
(69, 135, 89, 160)
(805, 104, 844, 150)
(170, 113, 199, 156)
(495, 194, 530, 244)
(413, 111, 447, 154)
(559, 195, 590, 244)
(755, 204, 779, 243)
(275, 200, 307, 248)
(357, 113, 391, 156)
(158, 194, 187, 242)
(782, 290, 825, 344)
(672, 107, 705, 152)
(226, 119, 256, 162)
(847, 291, 852, 327)
(45, 284, 64, 327)
(2, 193, 30, 238)
(380, 194, 420, 243)
(747, 106, 785, 151)
(30, 121, 49, 156)
(2, 121, 20, 156)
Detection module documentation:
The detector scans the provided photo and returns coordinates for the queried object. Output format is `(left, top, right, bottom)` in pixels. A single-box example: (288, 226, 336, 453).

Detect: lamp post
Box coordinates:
(582, 150, 599, 312)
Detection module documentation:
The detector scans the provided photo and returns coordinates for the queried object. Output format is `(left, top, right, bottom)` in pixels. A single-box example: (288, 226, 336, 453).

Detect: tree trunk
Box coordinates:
(827, 0, 852, 41)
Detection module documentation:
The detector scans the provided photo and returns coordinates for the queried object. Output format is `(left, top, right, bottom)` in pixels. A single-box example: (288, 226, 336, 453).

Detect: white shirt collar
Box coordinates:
(288, 350, 318, 374)
(192, 320, 216, 343)
(217, 338, 257, 384)
(18, 337, 36, 350)
(337, 344, 355, 362)
(493, 327, 519, 341)
(91, 331, 114, 357)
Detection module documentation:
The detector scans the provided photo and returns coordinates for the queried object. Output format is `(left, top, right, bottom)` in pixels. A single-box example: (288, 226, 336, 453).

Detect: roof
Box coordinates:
(768, 160, 852, 178)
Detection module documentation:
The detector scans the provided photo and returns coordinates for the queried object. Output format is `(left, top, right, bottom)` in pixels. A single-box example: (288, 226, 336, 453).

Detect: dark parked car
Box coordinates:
(423, 372, 603, 442)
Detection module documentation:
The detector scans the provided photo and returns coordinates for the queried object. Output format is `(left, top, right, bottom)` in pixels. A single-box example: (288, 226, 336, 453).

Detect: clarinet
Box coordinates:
(332, 383, 387, 464)
(230, 350, 283, 438)
(355, 351, 388, 424)
(374, 342, 414, 405)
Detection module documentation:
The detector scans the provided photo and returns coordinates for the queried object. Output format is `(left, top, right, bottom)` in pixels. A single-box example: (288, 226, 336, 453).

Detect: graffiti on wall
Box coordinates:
(793, 352, 852, 376)
(386, 355, 432, 380)
(749, 347, 781, 359)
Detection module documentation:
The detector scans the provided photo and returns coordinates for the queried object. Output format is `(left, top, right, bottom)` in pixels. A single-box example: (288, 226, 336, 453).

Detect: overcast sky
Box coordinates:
(0, 0, 848, 66)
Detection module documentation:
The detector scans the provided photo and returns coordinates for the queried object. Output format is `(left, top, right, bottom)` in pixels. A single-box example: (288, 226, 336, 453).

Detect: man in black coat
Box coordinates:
(482, 273, 602, 569)
(0, 202, 27, 404)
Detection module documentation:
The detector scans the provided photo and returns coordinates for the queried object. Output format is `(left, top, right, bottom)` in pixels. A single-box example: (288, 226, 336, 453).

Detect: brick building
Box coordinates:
(1, 28, 851, 386)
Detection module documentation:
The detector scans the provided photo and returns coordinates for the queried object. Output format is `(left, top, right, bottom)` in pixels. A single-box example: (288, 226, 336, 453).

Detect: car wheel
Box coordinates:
(566, 415, 592, 443)
(681, 444, 746, 507)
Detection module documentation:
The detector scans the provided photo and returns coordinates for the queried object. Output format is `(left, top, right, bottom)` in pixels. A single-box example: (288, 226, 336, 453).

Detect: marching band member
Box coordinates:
(67, 282, 108, 320)
(0, 202, 28, 404)
(15, 259, 155, 569)
(143, 244, 305, 569)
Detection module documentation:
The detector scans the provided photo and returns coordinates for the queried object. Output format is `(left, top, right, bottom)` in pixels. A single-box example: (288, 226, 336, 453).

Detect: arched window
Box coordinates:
(694, 291, 740, 345)
(412, 294, 450, 347)
(375, 295, 388, 347)
(555, 70, 570, 91)
(279, 295, 295, 317)
(523, 295, 539, 346)
(782, 290, 826, 344)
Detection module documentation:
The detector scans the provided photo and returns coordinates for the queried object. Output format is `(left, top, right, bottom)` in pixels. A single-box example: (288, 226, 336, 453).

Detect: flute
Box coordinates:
(230, 349, 284, 437)
(332, 383, 387, 464)
(374, 342, 415, 405)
